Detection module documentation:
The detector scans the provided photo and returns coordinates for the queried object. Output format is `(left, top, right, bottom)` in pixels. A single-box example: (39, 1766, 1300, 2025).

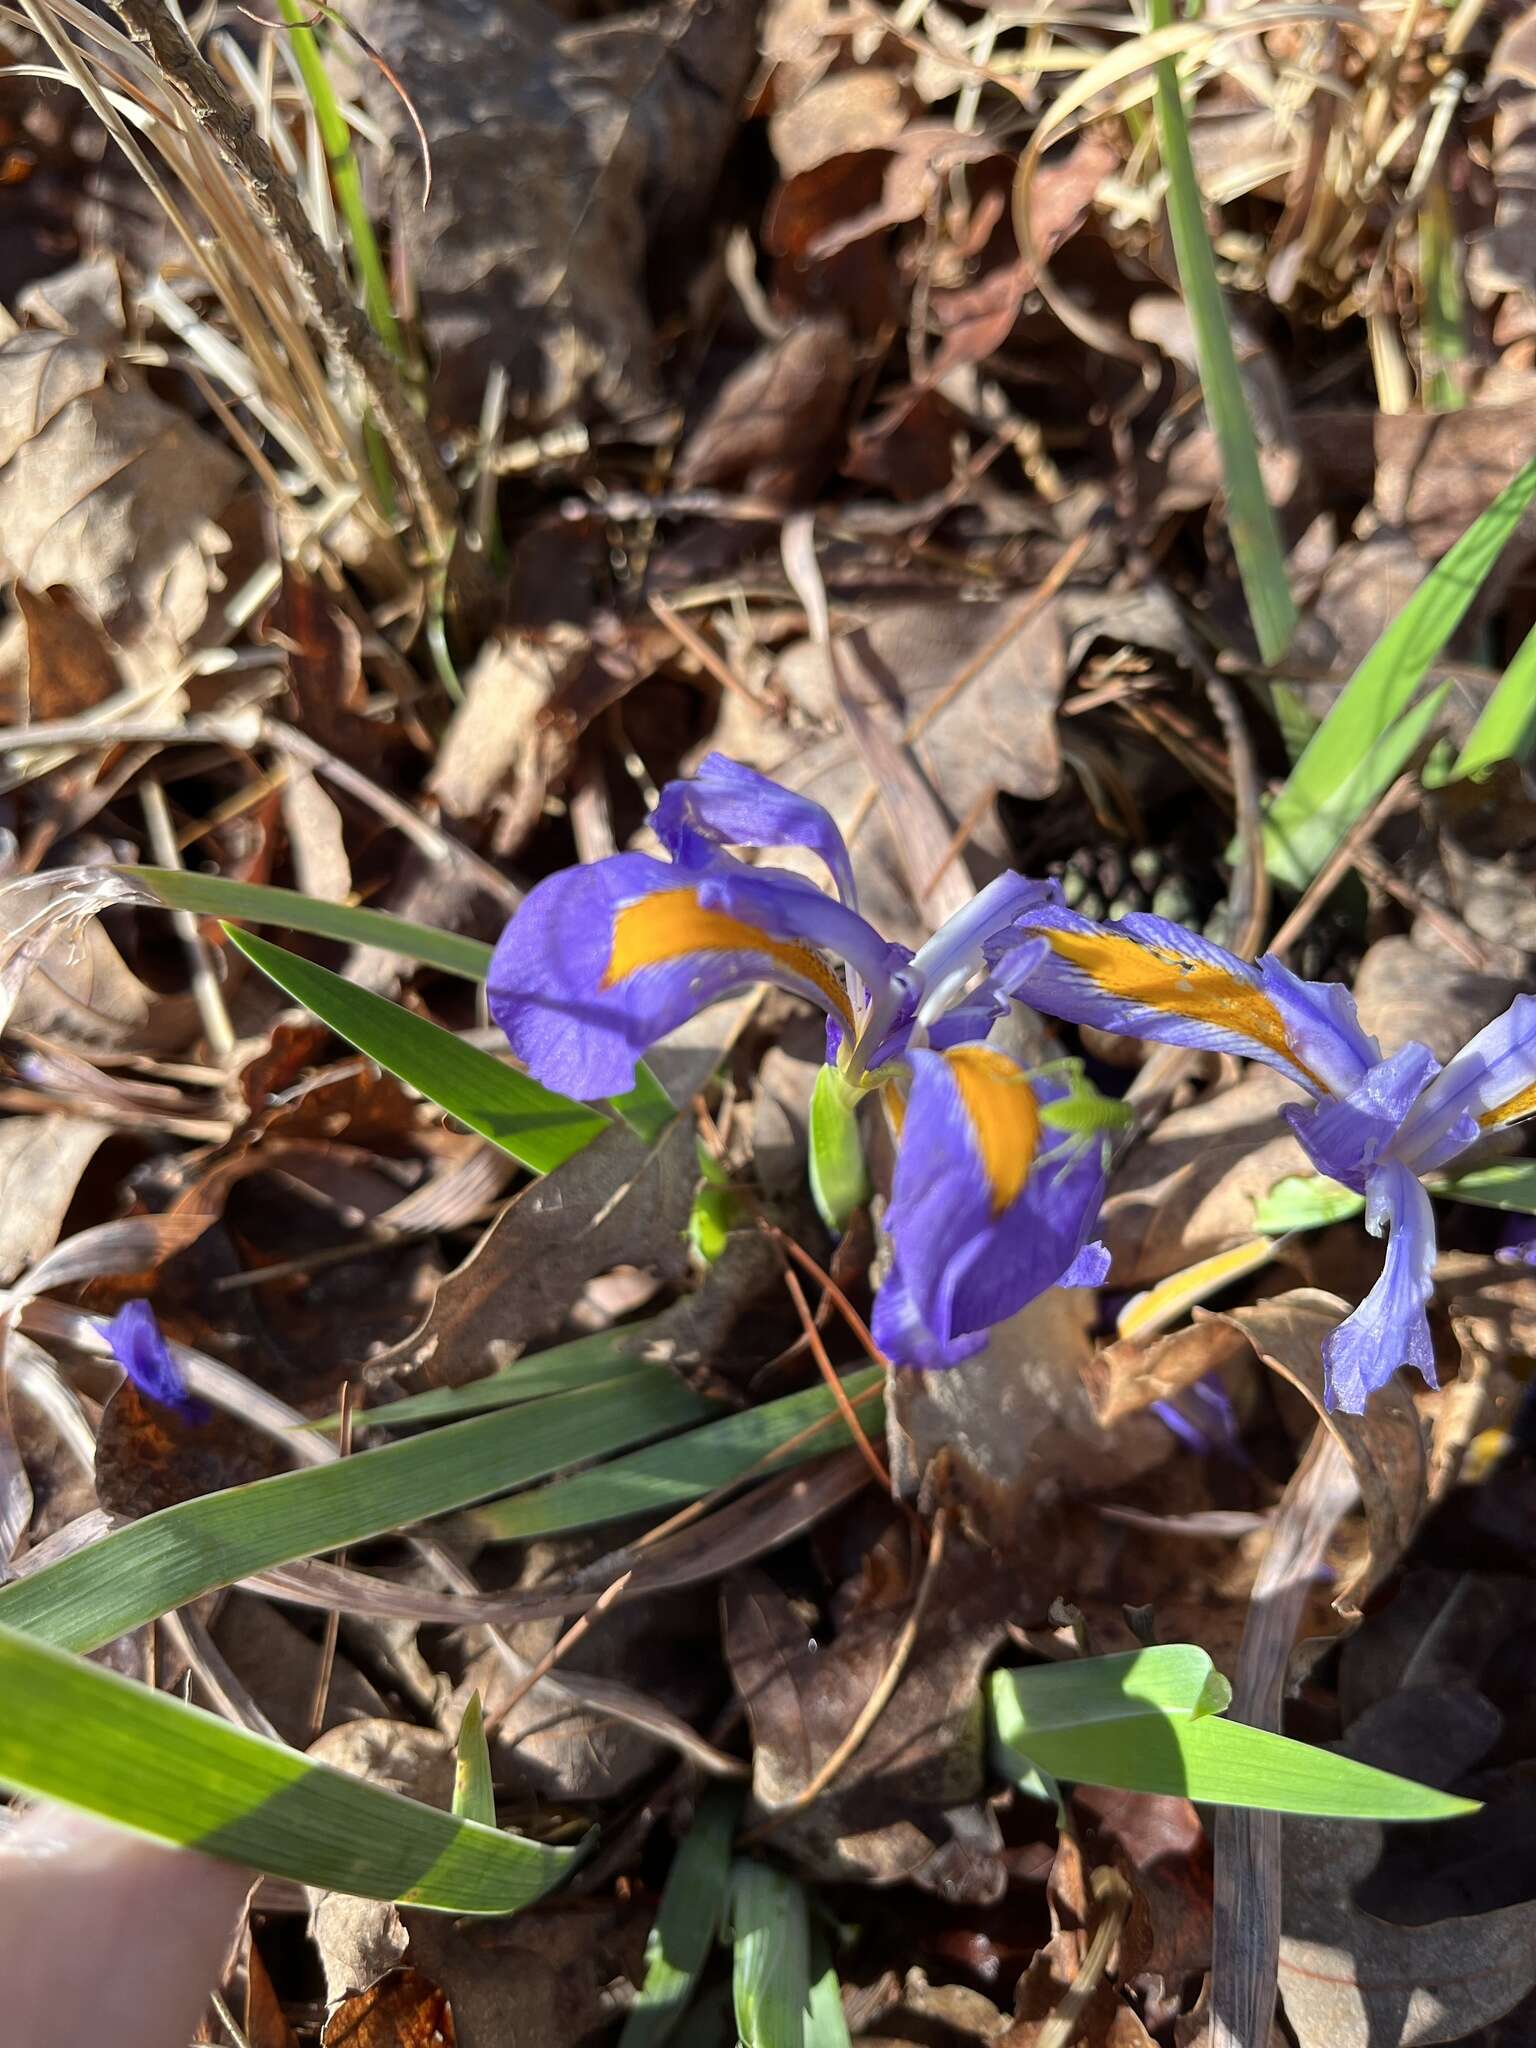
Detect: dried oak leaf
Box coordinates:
(0, 1112, 111, 1285)
(1278, 1691, 1536, 2048)
(8, 584, 123, 725)
(0, 259, 241, 686)
(723, 1554, 1016, 1902)
(355, 0, 757, 427)
(322, 1968, 456, 2048)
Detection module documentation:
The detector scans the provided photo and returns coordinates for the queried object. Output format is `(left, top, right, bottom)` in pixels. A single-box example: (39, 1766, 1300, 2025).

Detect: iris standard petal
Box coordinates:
(1320, 1161, 1439, 1413)
(878, 1046, 1108, 1368)
(996, 907, 1375, 1099)
(488, 852, 861, 1099)
(1394, 993, 1536, 1172)
(103, 1299, 205, 1422)
(909, 875, 1061, 1026)
(1283, 1040, 1442, 1192)
(650, 753, 859, 907)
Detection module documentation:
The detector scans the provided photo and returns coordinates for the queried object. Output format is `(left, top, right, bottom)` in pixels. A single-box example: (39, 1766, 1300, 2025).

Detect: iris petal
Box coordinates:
(1284, 1040, 1442, 1192)
(878, 1049, 1108, 1369)
(1395, 993, 1536, 1170)
(651, 753, 859, 907)
(997, 907, 1376, 1100)
(1321, 1162, 1438, 1413)
(489, 852, 876, 1099)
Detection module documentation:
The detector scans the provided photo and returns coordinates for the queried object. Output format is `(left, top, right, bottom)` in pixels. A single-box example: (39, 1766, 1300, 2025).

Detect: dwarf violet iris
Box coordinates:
(103, 1299, 206, 1422)
(999, 903, 1536, 1412)
(488, 754, 1112, 1371)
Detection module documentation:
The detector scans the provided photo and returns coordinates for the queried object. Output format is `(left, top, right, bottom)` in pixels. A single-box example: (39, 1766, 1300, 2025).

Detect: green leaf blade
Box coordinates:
(453, 1692, 496, 1827)
(1452, 620, 1536, 780)
(0, 1623, 576, 1913)
(989, 1653, 1476, 1820)
(620, 1787, 742, 2048)
(0, 1371, 714, 1654)
(227, 926, 611, 1172)
(729, 1862, 812, 2048)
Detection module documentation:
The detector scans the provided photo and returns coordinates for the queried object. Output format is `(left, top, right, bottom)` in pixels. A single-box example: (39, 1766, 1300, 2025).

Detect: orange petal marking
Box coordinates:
(1479, 1078, 1536, 1129)
(604, 885, 854, 1030)
(1040, 925, 1323, 1090)
(944, 1045, 1042, 1215)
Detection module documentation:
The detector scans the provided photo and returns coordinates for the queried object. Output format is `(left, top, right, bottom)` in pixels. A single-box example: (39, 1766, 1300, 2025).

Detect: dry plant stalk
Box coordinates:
(99, 0, 465, 578)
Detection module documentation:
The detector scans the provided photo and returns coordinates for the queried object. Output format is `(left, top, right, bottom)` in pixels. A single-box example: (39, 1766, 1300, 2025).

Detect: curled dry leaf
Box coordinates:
(1468, 7, 1536, 303)
(768, 66, 910, 178)
(1211, 1290, 1426, 1617)
(0, 259, 241, 688)
(428, 627, 590, 854)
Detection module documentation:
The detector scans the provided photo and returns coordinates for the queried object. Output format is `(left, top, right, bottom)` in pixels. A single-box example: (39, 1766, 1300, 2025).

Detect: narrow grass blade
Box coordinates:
(125, 867, 494, 979)
(1256, 1160, 1536, 1237)
(1148, 0, 1296, 666)
(227, 926, 612, 1171)
(1263, 451, 1536, 888)
(620, 1787, 742, 2048)
(453, 1692, 496, 1827)
(128, 874, 676, 1134)
(1419, 171, 1467, 414)
(1432, 1161, 1536, 1214)
(0, 1623, 576, 1911)
(274, 0, 404, 362)
(989, 1649, 1477, 1819)
(468, 1367, 884, 1543)
(729, 1862, 812, 2048)
(0, 1371, 714, 1653)
(339, 1323, 667, 1432)
(1452, 620, 1536, 779)
(808, 1067, 870, 1234)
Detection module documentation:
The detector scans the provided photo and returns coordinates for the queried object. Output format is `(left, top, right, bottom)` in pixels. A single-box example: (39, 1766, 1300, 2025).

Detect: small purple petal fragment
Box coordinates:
(103, 1300, 206, 1423)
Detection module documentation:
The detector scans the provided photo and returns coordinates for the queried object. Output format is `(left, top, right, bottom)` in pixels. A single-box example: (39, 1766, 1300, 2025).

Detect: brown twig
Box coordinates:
(741, 1506, 950, 1839)
(779, 1261, 893, 1496)
(1266, 772, 1419, 961)
(484, 1571, 635, 1731)
(101, 0, 464, 578)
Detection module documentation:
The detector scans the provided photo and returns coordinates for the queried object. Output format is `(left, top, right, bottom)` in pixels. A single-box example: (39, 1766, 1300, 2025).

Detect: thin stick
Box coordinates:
(100, 0, 464, 576)
(139, 780, 236, 1059)
(484, 1570, 633, 1730)
(648, 592, 765, 716)
(779, 1261, 892, 1495)
(1266, 772, 1418, 959)
(742, 1506, 950, 1837)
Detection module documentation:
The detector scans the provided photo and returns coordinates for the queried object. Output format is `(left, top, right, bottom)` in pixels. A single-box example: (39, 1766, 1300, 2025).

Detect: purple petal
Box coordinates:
(650, 754, 858, 908)
(876, 1048, 1108, 1369)
(103, 1300, 206, 1423)
(995, 906, 1374, 1101)
(1396, 993, 1536, 1172)
(1321, 1162, 1439, 1413)
(487, 852, 883, 1100)
(1283, 1040, 1442, 1192)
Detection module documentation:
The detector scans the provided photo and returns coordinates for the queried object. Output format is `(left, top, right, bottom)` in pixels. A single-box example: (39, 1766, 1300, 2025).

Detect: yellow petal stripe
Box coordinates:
(1039, 926, 1323, 1091)
(1479, 1078, 1536, 1129)
(604, 886, 854, 1030)
(945, 1045, 1042, 1215)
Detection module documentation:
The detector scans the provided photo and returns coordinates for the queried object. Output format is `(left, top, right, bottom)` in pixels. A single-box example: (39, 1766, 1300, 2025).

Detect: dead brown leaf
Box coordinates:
(724, 1551, 1015, 1901)
(0, 259, 241, 686)
(0, 1112, 111, 1284)
(769, 68, 910, 178)
(1469, 8, 1536, 303)
(94, 1379, 284, 1519)
(1351, 935, 1519, 1062)
(676, 318, 854, 502)
(1212, 1291, 1425, 1616)
(428, 627, 589, 854)
(356, 0, 757, 426)
(1098, 1068, 1310, 1292)
(9, 585, 123, 725)
(1278, 1691, 1536, 2047)
(245, 1939, 300, 2048)
(322, 1968, 457, 2048)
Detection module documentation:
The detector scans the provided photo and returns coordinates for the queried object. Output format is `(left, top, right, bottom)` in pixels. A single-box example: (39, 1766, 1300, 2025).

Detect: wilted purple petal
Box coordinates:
(103, 1300, 206, 1423)
(1320, 1162, 1439, 1414)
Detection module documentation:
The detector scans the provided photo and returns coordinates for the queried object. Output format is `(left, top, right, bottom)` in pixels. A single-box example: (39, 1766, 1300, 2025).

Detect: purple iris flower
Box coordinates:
(103, 1299, 206, 1423)
(488, 754, 1111, 1370)
(999, 905, 1536, 1413)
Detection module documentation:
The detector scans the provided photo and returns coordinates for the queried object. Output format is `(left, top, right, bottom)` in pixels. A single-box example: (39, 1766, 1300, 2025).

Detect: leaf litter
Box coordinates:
(2, 0, 1536, 2040)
